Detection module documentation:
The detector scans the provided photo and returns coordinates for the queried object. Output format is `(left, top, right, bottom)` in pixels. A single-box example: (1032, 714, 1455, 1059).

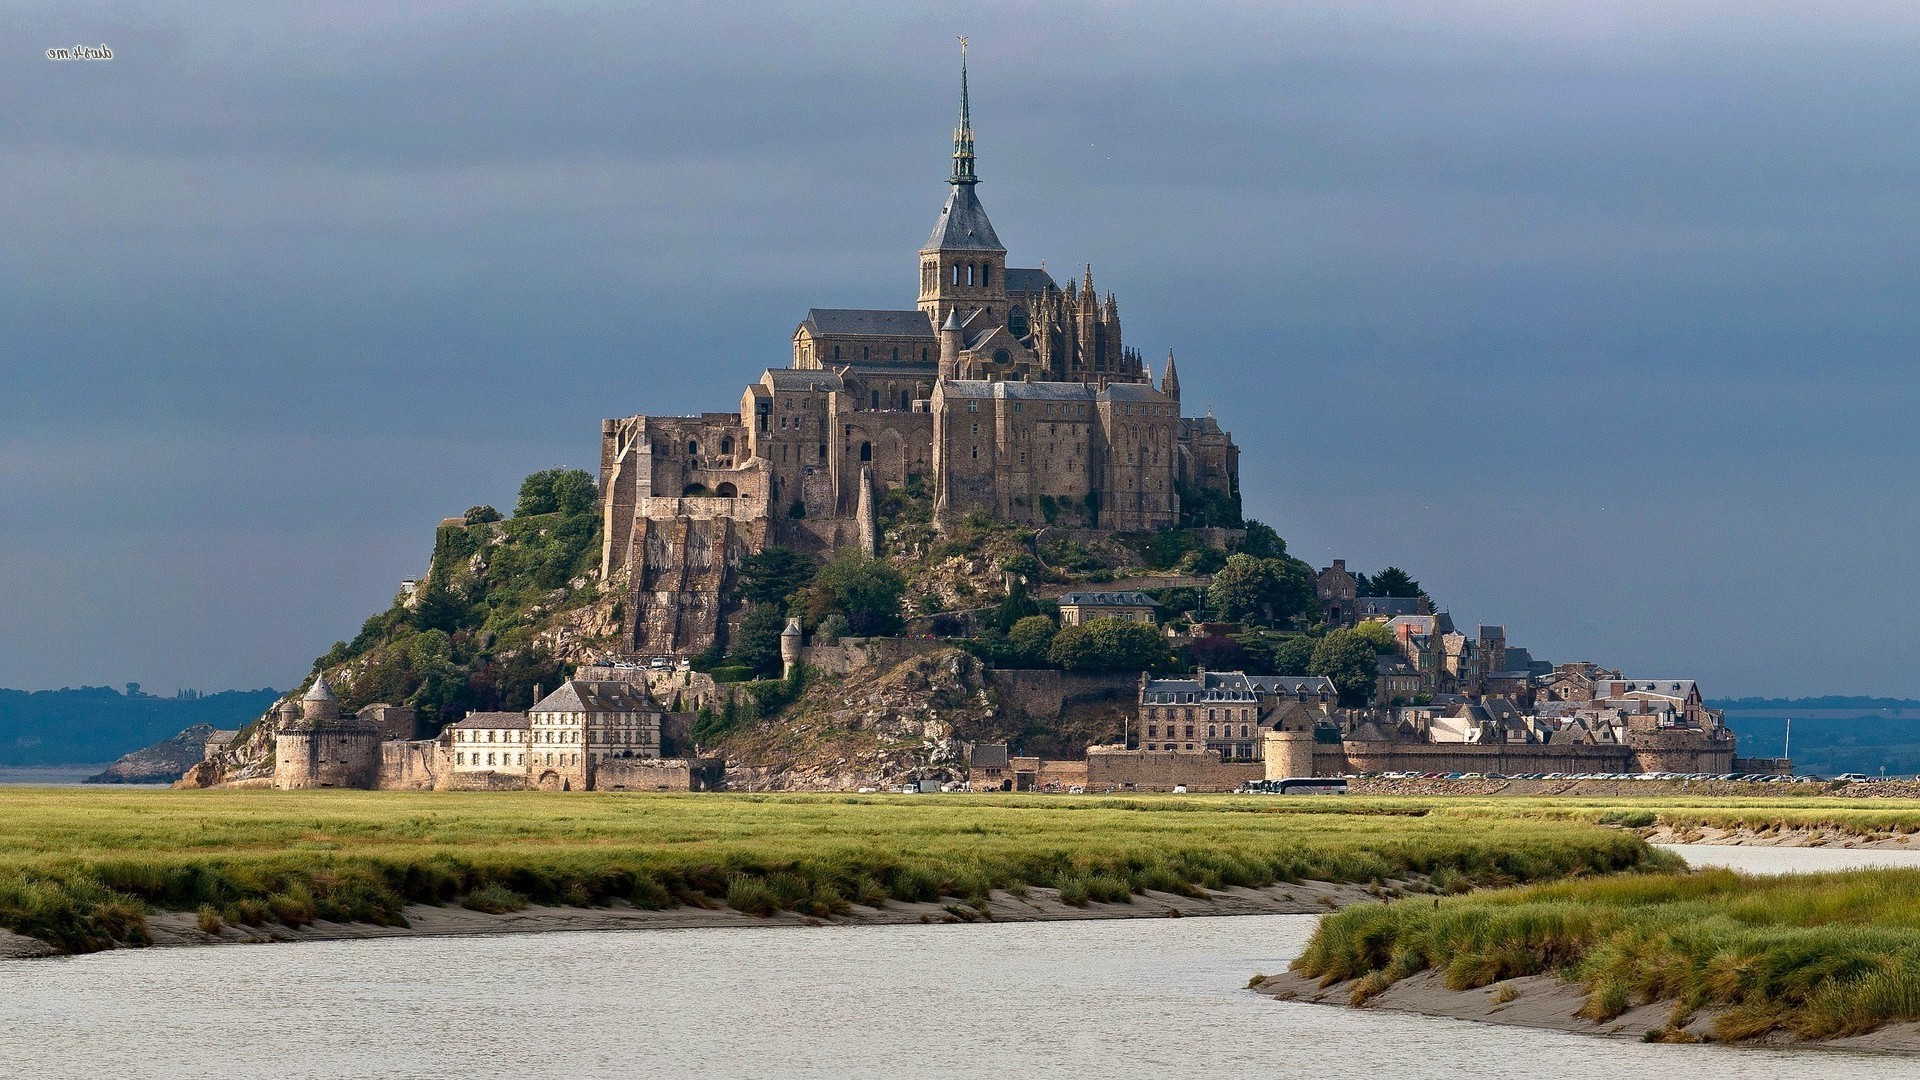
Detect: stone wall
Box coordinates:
(801, 636, 951, 677)
(1084, 747, 1262, 793)
(594, 757, 727, 792)
(378, 739, 444, 791)
(1338, 740, 1637, 776)
(985, 668, 1136, 720)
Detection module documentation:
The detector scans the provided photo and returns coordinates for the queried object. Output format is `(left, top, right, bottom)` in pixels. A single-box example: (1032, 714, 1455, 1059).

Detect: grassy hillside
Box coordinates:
(300, 503, 613, 730)
(0, 687, 279, 766)
(0, 789, 1667, 953)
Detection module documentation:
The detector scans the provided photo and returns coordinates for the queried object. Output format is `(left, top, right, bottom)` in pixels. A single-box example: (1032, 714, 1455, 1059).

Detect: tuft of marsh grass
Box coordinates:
(1293, 866, 1920, 1042)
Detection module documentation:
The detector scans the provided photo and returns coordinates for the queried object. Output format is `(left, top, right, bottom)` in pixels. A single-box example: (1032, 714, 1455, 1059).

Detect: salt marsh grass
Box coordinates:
(0, 788, 1666, 953)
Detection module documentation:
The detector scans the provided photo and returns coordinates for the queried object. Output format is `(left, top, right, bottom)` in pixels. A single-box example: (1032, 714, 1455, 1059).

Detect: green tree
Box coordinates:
(991, 586, 1044, 634)
(411, 581, 473, 635)
(814, 613, 850, 644)
(1206, 554, 1314, 625)
(1207, 554, 1275, 621)
(738, 547, 818, 607)
(802, 551, 906, 637)
(1272, 636, 1316, 677)
(1006, 615, 1058, 667)
(464, 505, 502, 525)
(731, 604, 788, 679)
(1047, 617, 1171, 674)
(1237, 520, 1287, 560)
(516, 468, 596, 517)
(1350, 620, 1396, 653)
(1310, 628, 1379, 706)
(1364, 566, 1423, 599)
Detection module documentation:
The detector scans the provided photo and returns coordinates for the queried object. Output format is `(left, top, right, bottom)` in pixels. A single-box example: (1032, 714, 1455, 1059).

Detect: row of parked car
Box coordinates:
(1364, 771, 1811, 783)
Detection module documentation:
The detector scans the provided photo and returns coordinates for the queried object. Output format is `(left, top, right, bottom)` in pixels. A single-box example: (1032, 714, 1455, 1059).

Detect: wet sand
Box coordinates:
(1253, 968, 1920, 1054)
(109, 878, 1395, 953)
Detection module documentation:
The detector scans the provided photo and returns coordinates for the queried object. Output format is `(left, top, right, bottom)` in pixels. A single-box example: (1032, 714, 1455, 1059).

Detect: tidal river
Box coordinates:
(0, 847, 1906, 1079)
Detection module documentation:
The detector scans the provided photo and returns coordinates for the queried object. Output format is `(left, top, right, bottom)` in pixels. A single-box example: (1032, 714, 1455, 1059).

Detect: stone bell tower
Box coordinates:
(918, 39, 1007, 332)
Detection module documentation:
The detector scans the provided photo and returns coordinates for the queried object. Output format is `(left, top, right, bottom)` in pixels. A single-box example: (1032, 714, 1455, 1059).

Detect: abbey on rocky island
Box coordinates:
(597, 51, 1240, 656)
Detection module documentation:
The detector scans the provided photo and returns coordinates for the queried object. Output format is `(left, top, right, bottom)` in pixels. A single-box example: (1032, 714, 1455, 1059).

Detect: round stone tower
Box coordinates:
(1262, 729, 1316, 782)
(274, 673, 381, 790)
(780, 617, 804, 678)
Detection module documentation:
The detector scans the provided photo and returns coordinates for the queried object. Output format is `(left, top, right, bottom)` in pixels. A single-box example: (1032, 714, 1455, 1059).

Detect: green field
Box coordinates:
(0, 789, 1669, 953)
(1295, 867, 1920, 1042)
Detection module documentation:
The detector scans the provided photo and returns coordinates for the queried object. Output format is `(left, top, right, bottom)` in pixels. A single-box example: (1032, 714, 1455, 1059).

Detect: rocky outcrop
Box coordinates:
(87, 724, 217, 784)
(717, 647, 1127, 790)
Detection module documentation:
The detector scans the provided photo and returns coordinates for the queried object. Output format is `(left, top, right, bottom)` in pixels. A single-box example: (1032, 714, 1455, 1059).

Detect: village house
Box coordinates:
(1135, 671, 1336, 759)
(527, 679, 661, 792)
(1057, 590, 1159, 627)
(449, 712, 530, 777)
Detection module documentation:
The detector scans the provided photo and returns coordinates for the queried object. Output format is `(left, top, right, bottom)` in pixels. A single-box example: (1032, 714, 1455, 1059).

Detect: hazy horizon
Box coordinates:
(5, 2, 1919, 697)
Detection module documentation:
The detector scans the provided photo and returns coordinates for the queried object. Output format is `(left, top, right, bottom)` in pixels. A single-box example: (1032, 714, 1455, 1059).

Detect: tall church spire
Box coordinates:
(952, 37, 977, 185)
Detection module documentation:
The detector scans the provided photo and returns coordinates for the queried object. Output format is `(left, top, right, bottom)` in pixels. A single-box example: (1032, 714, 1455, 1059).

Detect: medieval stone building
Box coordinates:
(598, 52, 1240, 656)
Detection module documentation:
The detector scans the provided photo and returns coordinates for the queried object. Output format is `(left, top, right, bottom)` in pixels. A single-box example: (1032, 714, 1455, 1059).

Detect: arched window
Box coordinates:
(891, 347, 899, 361)
(952, 263, 960, 286)
(716, 482, 737, 498)
(859, 441, 871, 462)
(982, 263, 991, 287)
(967, 263, 975, 287)
(833, 345, 841, 360)
(687, 440, 699, 456)
(920, 348, 928, 362)
(900, 390, 911, 409)
(1007, 305, 1028, 337)
(719, 436, 733, 455)
(870, 389, 879, 410)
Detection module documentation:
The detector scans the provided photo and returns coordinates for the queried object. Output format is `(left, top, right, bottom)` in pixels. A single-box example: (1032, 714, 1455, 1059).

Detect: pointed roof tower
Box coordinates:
(923, 39, 1004, 254)
(1161, 349, 1181, 400)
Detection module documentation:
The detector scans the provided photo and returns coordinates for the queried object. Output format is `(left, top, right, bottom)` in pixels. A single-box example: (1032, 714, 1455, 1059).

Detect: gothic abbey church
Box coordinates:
(598, 53, 1240, 655)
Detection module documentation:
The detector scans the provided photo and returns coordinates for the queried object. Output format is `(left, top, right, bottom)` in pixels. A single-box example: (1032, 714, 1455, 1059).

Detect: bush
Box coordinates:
(802, 551, 906, 637)
(515, 468, 596, 517)
(1047, 617, 1171, 674)
(461, 884, 530, 914)
(463, 505, 503, 525)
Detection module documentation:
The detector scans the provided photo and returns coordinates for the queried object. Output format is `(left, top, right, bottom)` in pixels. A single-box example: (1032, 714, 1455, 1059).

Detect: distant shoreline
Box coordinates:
(0, 765, 118, 786)
(1, 880, 1383, 960)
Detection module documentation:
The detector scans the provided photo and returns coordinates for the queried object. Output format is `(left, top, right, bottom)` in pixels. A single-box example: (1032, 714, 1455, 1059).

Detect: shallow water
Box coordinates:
(5, 845, 1916, 1079)
(1662, 842, 1920, 874)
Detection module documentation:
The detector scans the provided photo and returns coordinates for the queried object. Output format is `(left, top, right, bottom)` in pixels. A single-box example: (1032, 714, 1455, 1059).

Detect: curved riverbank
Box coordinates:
(128, 878, 1390, 953)
(1261, 847, 1920, 1050)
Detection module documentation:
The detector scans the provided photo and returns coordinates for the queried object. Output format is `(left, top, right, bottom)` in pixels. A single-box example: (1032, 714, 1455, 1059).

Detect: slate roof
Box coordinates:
(970, 743, 1011, 769)
(1097, 383, 1171, 402)
(452, 711, 531, 731)
(923, 183, 1005, 252)
(1594, 679, 1700, 700)
(531, 680, 654, 714)
(1003, 267, 1056, 294)
(764, 369, 846, 392)
(303, 674, 336, 703)
(801, 309, 935, 338)
(1356, 596, 1423, 618)
(1059, 591, 1158, 608)
(1141, 672, 1336, 702)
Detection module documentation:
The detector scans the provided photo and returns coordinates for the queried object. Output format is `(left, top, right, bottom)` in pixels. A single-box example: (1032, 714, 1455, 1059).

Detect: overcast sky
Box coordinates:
(4, 1, 1917, 696)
